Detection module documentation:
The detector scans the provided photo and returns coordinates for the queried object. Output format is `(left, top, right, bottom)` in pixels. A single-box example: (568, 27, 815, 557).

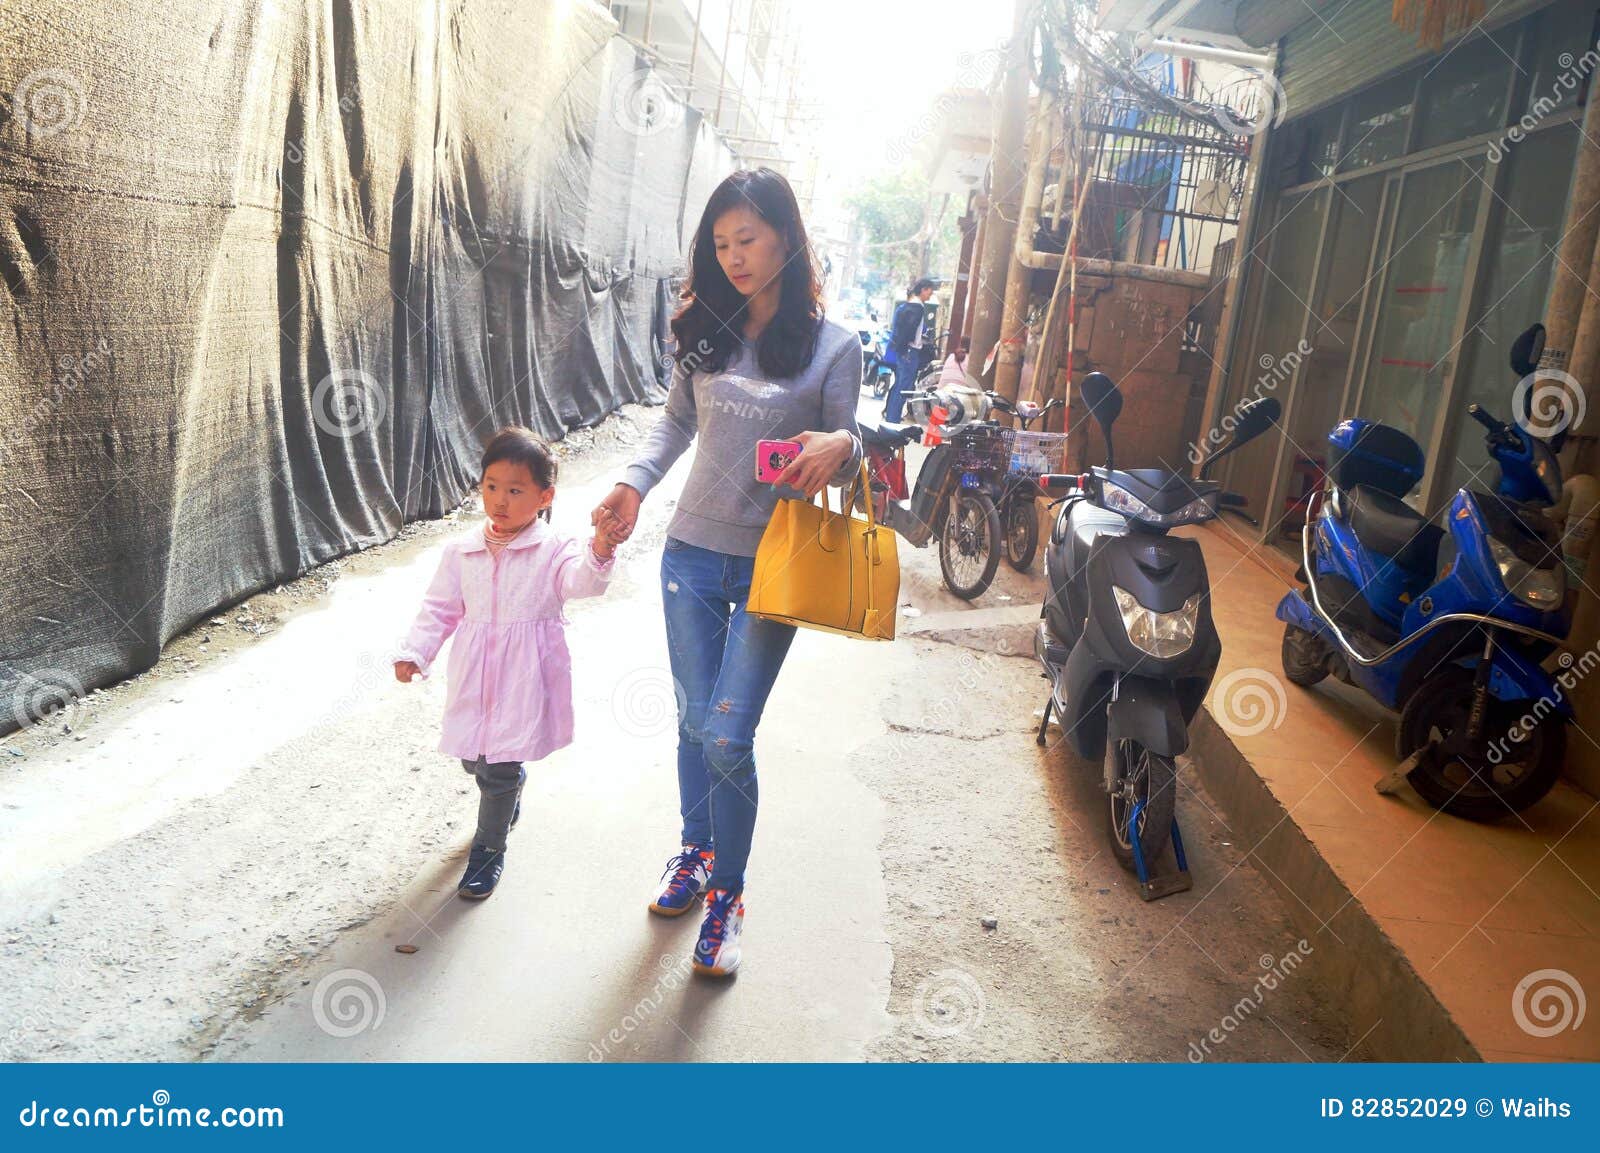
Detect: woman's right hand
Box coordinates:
(594, 483, 642, 543)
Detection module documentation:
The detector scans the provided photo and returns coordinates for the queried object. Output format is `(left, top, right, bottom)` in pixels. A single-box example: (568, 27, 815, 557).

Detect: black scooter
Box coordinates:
(1034, 372, 1279, 899)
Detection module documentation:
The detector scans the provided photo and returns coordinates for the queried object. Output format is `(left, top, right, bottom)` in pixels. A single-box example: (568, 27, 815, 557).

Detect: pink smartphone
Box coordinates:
(756, 439, 802, 483)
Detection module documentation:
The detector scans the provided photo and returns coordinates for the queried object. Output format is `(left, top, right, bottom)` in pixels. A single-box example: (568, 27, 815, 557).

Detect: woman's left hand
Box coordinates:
(772, 429, 852, 498)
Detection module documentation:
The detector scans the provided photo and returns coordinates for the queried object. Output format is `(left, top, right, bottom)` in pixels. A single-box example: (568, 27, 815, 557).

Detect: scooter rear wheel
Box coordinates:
(1107, 740, 1177, 871)
(1281, 622, 1329, 687)
(1397, 667, 1566, 820)
(939, 490, 1001, 600)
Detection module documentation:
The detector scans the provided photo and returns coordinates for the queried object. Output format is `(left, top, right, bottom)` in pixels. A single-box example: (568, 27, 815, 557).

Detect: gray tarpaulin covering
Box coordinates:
(0, 0, 729, 733)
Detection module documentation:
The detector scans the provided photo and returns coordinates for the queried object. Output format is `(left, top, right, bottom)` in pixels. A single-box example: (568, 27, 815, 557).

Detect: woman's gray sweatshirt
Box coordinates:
(620, 319, 865, 557)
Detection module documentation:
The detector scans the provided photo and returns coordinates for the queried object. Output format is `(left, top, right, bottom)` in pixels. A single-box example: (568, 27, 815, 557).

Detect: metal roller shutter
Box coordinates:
(1274, 0, 1554, 118)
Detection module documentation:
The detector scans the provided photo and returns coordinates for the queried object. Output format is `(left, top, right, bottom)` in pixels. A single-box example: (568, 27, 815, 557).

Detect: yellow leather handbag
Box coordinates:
(746, 461, 899, 641)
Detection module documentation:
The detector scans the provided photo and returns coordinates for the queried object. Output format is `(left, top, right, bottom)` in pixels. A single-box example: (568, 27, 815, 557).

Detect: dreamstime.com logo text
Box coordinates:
(1489, 39, 1600, 163)
(1486, 640, 1600, 765)
(1187, 339, 1307, 466)
(1187, 939, 1314, 1061)
(587, 953, 693, 1060)
(16, 1090, 284, 1130)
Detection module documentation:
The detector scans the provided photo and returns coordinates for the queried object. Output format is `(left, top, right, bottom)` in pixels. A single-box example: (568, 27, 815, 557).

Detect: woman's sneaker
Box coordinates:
(692, 888, 744, 977)
(649, 844, 714, 916)
(458, 844, 505, 900)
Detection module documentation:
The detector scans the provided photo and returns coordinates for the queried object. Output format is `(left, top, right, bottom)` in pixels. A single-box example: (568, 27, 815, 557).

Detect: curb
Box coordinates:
(1187, 708, 1481, 1061)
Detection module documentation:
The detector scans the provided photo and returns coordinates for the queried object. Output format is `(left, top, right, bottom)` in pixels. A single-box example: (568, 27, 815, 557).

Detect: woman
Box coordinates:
(592, 168, 863, 978)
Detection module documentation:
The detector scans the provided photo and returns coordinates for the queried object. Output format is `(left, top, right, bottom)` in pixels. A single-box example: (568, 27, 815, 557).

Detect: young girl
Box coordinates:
(396, 427, 625, 899)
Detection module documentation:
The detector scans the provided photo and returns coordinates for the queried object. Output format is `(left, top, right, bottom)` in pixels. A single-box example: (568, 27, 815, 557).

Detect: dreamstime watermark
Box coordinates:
(887, 46, 1005, 165)
(16, 1090, 284, 1130)
(311, 368, 387, 438)
(1, 339, 112, 468)
(1512, 968, 1586, 1038)
(587, 953, 693, 1060)
(285, 84, 359, 165)
(610, 665, 686, 739)
(611, 63, 685, 138)
(1187, 939, 1313, 1061)
(8, 667, 87, 732)
(1, 937, 124, 1059)
(1488, 40, 1600, 164)
(1210, 666, 1287, 738)
(1485, 641, 1600, 765)
(1187, 339, 1307, 466)
(10, 68, 85, 140)
(911, 967, 986, 1039)
(882, 643, 1014, 769)
(659, 337, 715, 381)
(310, 968, 385, 1038)
(1210, 70, 1288, 139)
(1512, 367, 1585, 439)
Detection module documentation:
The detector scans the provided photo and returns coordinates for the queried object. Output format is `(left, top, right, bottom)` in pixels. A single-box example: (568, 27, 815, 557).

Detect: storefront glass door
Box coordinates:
(1351, 156, 1487, 505)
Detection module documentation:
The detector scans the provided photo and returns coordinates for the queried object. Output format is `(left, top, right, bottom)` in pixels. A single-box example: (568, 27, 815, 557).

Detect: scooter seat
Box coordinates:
(859, 420, 923, 448)
(1346, 485, 1443, 572)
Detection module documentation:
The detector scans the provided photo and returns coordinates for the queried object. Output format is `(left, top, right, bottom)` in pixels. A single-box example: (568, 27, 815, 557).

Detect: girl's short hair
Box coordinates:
(481, 427, 558, 521)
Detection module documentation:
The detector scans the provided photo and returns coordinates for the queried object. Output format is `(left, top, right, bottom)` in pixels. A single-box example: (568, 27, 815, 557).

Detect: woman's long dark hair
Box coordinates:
(670, 167, 824, 380)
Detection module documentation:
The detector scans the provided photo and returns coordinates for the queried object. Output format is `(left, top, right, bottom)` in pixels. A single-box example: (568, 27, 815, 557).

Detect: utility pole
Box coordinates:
(967, 0, 1031, 388)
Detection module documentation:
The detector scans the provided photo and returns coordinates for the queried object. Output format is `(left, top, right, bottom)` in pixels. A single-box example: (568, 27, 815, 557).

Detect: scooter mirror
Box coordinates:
(1233, 395, 1282, 443)
(1510, 323, 1546, 378)
(1080, 372, 1121, 471)
(1080, 372, 1121, 432)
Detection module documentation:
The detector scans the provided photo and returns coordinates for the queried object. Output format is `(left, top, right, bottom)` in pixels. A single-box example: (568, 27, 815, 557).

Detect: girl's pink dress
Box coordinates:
(398, 518, 615, 763)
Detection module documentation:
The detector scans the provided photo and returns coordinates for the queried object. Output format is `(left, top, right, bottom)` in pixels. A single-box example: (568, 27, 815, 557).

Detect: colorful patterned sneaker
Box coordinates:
(692, 888, 744, 978)
(458, 844, 505, 900)
(648, 844, 714, 916)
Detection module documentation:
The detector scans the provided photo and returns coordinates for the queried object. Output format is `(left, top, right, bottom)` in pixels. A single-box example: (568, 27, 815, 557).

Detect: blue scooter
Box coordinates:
(1276, 323, 1572, 819)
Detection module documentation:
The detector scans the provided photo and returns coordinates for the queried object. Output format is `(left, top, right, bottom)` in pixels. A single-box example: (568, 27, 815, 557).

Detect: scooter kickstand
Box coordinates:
(1036, 695, 1053, 746)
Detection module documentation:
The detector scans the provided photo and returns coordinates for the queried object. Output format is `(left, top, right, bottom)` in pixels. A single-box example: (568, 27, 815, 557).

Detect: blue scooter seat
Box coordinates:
(1345, 485, 1443, 573)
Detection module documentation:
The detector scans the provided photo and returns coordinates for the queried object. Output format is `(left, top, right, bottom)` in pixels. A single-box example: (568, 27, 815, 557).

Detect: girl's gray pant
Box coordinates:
(461, 756, 525, 851)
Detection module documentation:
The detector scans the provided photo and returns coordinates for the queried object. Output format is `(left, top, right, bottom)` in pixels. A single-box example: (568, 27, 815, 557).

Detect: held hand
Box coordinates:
(772, 430, 852, 498)
(593, 483, 642, 543)
(394, 660, 421, 684)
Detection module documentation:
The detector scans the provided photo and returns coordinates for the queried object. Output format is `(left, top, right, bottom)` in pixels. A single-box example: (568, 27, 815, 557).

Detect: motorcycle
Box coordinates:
(1035, 371, 1279, 898)
(856, 387, 1013, 600)
(1275, 323, 1572, 820)
(855, 323, 894, 397)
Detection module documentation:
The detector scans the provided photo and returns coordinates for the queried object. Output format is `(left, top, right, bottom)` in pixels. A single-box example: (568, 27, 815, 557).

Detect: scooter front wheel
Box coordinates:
(1281, 621, 1329, 687)
(1397, 668, 1566, 820)
(1107, 739, 1177, 871)
(938, 490, 1001, 600)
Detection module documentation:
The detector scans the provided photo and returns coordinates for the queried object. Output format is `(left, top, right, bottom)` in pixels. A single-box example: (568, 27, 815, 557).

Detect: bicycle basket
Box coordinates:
(1006, 430, 1069, 478)
(953, 424, 1008, 472)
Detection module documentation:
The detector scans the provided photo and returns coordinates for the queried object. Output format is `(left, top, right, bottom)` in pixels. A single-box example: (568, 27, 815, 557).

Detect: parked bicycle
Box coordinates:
(857, 388, 1066, 600)
(985, 392, 1065, 572)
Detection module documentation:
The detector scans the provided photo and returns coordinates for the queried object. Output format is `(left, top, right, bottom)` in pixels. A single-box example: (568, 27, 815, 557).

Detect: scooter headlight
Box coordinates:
(1100, 481, 1215, 528)
(1112, 586, 1203, 658)
(1488, 536, 1564, 609)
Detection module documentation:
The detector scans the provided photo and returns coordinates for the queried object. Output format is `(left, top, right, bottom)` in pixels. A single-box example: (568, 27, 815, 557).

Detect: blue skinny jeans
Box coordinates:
(660, 537, 796, 893)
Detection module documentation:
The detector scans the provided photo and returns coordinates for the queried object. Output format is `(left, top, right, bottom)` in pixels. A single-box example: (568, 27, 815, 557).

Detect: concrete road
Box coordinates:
(2, 396, 1348, 1062)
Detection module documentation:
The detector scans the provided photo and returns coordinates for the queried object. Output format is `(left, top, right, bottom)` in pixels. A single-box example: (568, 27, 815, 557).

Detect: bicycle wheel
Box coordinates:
(938, 490, 1001, 599)
(1003, 492, 1039, 571)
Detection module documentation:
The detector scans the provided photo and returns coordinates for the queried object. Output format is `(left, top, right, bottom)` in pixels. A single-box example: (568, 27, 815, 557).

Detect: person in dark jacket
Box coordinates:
(884, 277, 935, 422)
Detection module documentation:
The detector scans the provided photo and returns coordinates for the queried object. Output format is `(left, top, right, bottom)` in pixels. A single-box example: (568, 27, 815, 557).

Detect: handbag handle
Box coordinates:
(800, 458, 888, 638)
